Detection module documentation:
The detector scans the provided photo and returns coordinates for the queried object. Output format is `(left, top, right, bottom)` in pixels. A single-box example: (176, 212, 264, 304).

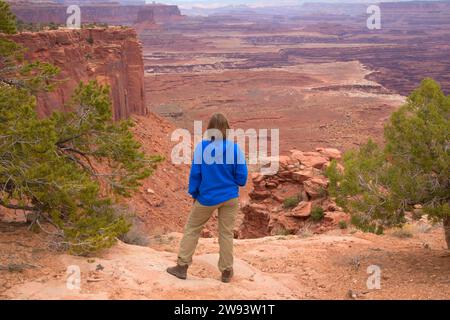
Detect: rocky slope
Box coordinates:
(9, 27, 146, 119)
(1, 224, 448, 299)
(0, 112, 194, 236)
(9, 2, 182, 25)
(2, 27, 196, 235)
(126, 113, 192, 235)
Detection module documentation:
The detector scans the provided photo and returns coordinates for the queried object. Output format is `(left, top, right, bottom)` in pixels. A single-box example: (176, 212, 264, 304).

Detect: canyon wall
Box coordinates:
(9, 2, 182, 25)
(3, 27, 194, 233)
(10, 27, 146, 119)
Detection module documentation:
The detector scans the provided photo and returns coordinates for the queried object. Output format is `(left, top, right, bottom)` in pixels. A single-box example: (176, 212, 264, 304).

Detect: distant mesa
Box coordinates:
(7, 0, 182, 26)
(136, 6, 155, 24)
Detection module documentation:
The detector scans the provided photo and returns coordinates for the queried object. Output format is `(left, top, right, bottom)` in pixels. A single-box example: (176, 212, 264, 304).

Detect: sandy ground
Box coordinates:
(1, 221, 448, 300)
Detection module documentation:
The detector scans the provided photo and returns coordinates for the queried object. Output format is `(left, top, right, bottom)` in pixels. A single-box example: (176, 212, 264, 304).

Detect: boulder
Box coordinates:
(287, 201, 312, 218)
(324, 211, 350, 224)
(243, 203, 268, 212)
(239, 204, 272, 238)
(249, 190, 271, 200)
(286, 164, 298, 171)
(269, 217, 302, 236)
(271, 194, 285, 203)
(291, 151, 328, 169)
(265, 181, 279, 189)
(278, 155, 296, 167)
(303, 151, 322, 157)
(316, 147, 342, 160)
(277, 170, 293, 180)
(326, 202, 343, 212)
(292, 168, 318, 183)
(300, 190, 310, 202)
(290, 150, 304, 162)
(304, 177, 329, 199)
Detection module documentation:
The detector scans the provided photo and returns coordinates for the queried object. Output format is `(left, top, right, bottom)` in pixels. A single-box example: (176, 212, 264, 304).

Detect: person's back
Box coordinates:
(189, 139, 247, 206)
(167, 113, 248, 283)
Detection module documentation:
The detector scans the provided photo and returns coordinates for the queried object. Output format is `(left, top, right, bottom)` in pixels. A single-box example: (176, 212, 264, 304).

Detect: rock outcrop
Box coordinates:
(9, 27, 146, 119)
(239, 148, 350, 239)
(9, 2, 182, 26)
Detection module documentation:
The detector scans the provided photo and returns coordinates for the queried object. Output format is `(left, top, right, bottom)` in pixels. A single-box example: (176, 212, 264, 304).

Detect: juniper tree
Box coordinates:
(326, 79, 450, 249)
(0, 3, 162, 255)
(0, 0, 17, 35)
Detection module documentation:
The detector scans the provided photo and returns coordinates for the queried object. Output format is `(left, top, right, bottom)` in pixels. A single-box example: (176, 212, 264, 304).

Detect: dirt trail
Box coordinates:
(1, 223, 448, 300)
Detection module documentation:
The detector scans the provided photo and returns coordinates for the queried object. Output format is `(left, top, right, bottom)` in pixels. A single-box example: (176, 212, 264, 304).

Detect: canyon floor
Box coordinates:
(141, 5, 450, 153)
(144, 34, 405, 153)
(1, 219, 448, 300)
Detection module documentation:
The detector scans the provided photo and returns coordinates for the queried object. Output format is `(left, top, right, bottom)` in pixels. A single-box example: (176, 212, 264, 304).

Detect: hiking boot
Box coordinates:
(221, 269, 234, 283)
(166, 264, 188, 280)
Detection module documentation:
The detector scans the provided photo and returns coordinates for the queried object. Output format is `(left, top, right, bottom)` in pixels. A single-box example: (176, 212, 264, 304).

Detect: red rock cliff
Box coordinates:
(10, 27, 146, 119)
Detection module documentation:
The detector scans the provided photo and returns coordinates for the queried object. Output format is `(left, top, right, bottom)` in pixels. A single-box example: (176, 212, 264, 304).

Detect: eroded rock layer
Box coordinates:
(239, 148, 350, 239)
(9, 27, 146, 119)
(9, 2, 181, 25)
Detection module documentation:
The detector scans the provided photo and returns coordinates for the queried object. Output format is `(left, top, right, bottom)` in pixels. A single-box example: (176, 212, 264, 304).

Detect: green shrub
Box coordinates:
(339, 221, 348, 229)
(326, 79, 450, 248)
(0, 14, 162, 255)
(47, 22, 59, 30)
(283, 195, 300, 209)
(273, 226, 291, 236)
(311, 206, 325, 222)
(0, 0, 17, 34)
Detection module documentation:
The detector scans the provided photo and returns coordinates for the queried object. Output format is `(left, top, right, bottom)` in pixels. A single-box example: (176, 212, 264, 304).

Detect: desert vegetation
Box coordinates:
(326, 79, 450, 248)
(0, 1, 161, 255)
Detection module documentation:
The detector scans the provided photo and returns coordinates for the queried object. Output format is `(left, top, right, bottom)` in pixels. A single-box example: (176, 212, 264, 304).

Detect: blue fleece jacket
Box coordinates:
(188, 139, 248, 206)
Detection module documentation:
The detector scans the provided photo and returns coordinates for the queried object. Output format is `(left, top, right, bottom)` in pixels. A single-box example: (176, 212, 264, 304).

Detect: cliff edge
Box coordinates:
(10, 27, 146, 120)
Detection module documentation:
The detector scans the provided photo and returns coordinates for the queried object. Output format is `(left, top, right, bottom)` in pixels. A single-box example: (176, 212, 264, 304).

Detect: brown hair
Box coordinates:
(207, 113, 230, 141)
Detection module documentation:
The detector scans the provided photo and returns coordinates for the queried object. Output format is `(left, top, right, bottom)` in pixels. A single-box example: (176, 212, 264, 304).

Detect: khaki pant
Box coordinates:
(177, 198, 239, 272)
